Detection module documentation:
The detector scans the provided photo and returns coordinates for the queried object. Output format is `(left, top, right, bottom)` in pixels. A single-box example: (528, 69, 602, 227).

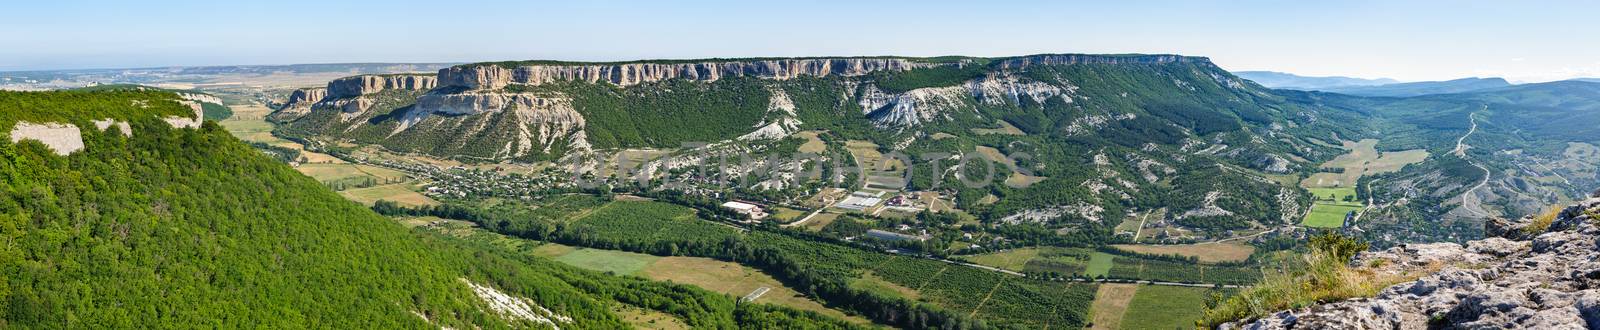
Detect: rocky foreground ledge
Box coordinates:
(1227, 192, 1600, 329)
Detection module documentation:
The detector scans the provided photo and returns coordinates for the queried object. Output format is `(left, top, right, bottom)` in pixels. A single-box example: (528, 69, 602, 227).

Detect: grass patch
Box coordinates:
(551, 248, 660, 275)
(1302, 203, 1360, 228)
(769, 207, 807, 223)
(851, 272, 921, 300)
(970, 120, 1025, 135)
(1086, 252, 1116, 277)
(794, 131, 827, 153)
(964, 248, 1042, 272)
(641, 257, 869, 324)
(341, 183, 437, 206)
(1121, 286, 1210, 330)
(1306, 187, 1359, 204)
(800, 212, 841, 232)
(530, 243, 577, 258)
(611, 305, 689, 330)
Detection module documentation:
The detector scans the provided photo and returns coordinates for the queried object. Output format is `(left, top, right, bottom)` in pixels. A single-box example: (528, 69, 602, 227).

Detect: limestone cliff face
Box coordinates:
(1225, 192, 1600, 329)
(438, 58, 943, 89)
(406, 91, 591, 156)
(993, 54, 1201, 69)
(286, 87, 327, 106)
(326, 74, 437, 98)
(859, 73, 1073, 128)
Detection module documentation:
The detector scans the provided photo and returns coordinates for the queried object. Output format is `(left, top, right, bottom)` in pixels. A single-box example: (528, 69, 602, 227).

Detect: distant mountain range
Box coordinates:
(1238, 71, 1518, 97)
(1235, 71, 1398, 90)
(1318, 77, 1512, 97)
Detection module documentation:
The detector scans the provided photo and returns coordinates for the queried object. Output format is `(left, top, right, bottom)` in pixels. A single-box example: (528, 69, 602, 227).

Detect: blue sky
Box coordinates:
(4, 0, 1597, 82)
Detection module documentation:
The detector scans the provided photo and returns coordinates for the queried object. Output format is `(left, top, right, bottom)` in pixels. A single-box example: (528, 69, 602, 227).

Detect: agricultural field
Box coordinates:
(963, 247, 1259, 284)
(1301, 139, 1428, 189)
(340, 183, 437, 206)
(850, 273, 921, 300)
(1303, 203, 1361, 228)
(963, 248, 1042, 272)
(640, 257, 870, 324)
(1110, 242, 1255, 263)
(569, 201, 742, 245)
(1089, 283, 1138, 330)
(1307, 186, 1359, 203)
(768, 206, 807, 223)
(459, 230, 865, 324)
(449, 196, 1100, 328)
(1107, 258, 1259, 285)
(962, 247, 1105, 277)
(553, 248, 661, 275)
(1119, 286, 1213, 330)
(970, 120, 1026, 135)
(219, 102, 343, 163)
(1086, 252, 1116, 277)
(1296, 139, 1424, 228)
(799, 212, 842, 232)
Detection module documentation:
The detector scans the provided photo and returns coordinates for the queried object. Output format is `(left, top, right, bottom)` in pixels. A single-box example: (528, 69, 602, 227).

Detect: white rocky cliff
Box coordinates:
(437, 57, 943, 89)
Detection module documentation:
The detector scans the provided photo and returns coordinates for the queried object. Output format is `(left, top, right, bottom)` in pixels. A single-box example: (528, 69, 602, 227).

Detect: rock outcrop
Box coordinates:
(8, 122, 83, 155)
(406, 91, 591, 156)
(1225, 192, 1600, 329)
(438, 57, 944, 89)
(327, 74, 437, 98)
(859, 73, 1072, 127)
(284, 87, 327, 108)
(993, 54, 1200, 69)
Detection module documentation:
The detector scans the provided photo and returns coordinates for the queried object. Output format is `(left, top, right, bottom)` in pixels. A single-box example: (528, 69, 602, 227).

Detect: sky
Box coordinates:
(4, 0, 1598, 82)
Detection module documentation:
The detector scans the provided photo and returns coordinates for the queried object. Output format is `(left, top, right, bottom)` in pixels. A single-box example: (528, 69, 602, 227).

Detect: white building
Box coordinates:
(721, 201, 769, 220)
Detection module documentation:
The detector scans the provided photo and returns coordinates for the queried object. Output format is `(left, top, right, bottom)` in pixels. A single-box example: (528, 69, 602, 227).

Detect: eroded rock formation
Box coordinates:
(438, 58, 943, 89)
(327, 74, 437, 98)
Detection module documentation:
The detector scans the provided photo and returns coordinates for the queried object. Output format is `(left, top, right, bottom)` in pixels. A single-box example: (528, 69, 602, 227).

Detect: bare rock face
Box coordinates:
(438, 58, 942, 90)
(326, 74, 437, 98)
(406, 91, 590, 156)
(8, 122, 83, 155)
(284, 88, 327, 108)
(993, 54, 1200, 69)
(1224, 195, 1600, 329)
(858, 73, 1071, 128)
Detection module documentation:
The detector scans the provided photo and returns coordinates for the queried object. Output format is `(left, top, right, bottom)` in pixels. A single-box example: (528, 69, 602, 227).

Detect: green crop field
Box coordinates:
(963, 248, 1042, 272)
(1120, 285, 1212, 330)
(552, 248, 661, 275)
(1303, 203, 1361, 228)
(1306, 187, 1359, 203)
(1086, 252, 1116, 277)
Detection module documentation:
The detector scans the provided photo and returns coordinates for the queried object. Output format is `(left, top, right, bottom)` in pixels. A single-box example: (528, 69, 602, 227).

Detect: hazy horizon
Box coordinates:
(7, 0, 1599, 82)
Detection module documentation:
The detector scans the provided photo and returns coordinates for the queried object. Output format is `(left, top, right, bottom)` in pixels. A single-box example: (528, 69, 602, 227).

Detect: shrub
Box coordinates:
(1522, 205, 1565, 235)
(1198, 233, 1402, 328)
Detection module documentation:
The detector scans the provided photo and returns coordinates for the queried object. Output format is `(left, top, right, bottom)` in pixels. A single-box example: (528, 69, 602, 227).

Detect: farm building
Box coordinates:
(836, 191, 884, 211)
(721, 201, 769, 220)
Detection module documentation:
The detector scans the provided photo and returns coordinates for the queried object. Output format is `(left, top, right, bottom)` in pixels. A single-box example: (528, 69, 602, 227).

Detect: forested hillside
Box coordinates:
(0, 90, 860, 328)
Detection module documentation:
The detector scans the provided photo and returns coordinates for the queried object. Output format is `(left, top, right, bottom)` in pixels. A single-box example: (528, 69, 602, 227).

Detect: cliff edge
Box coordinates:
(1225, 191, 1600, 329)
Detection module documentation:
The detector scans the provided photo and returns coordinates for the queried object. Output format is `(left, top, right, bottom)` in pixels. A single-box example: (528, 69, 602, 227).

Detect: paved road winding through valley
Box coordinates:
(1456, 108, 1493, 218)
